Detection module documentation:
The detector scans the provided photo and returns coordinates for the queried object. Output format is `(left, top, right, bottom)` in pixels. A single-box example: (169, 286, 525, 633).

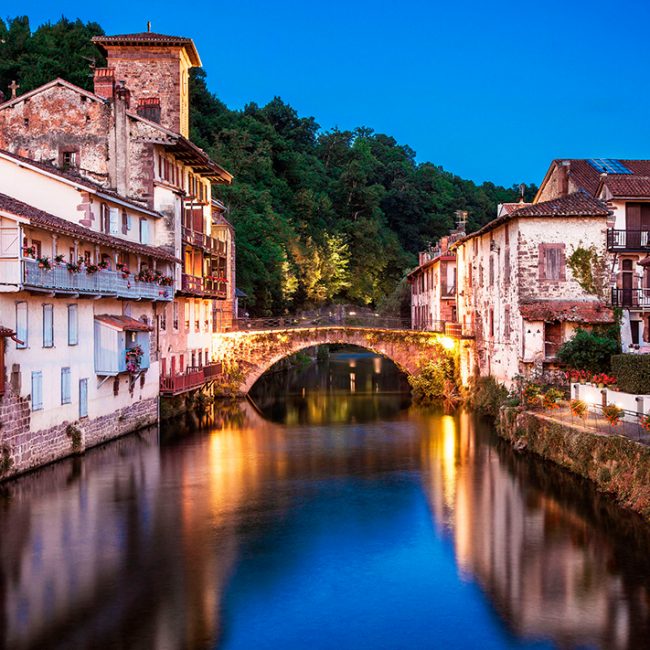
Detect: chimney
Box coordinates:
(557, 160, 570, 197)
(137, 97, 161, 124)
(94, 68, 115, 100)
(112, 81, 130, 195)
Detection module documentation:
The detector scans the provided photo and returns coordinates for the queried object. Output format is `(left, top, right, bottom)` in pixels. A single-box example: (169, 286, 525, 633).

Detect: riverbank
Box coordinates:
(499, 407, 650, 523)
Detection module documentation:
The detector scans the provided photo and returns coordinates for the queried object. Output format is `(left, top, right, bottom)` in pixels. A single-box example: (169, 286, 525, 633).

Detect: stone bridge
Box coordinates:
(212, 322, 459, 395)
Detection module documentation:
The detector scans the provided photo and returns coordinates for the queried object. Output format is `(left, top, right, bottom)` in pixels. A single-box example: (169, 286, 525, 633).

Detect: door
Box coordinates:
(622, 259, 634, 307)
(79, 378, 88, 418)
(544, 322, 563, 359)
(626, 203, 641, 249)
(171, 356, 176, 376)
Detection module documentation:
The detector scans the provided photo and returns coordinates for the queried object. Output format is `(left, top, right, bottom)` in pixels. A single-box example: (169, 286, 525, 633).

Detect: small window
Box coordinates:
(109, 207, 119, 235)
(68, 304, 78, 345)
(140, 218, 149, 244)
(61, 367, 71, 404)
(43, 304, 54, 348)
(122, 210, 128, 235)
(61, 151, 77, 170)
(159, 307, 167, 332)
(539, 244, 566, 281)
(16, 301, 27, 348)
(31, 371, 43, 411)
(173, 301, 179, 330)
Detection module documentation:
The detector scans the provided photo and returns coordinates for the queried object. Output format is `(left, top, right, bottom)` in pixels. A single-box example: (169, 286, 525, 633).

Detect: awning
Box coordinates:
(95, 315, 153, 332)
(519, 300, 614, 323)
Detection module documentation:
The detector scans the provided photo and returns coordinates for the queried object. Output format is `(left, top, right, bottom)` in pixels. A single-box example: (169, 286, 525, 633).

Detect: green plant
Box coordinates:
(523, 383, 542, 408)
(66, 424, 83, 452)
(0, 445, 13, 475)
(408, 347, 457, 405)
(542, 387, 564, 410)
(611, 354, 650, 394)
(465, 376, 508, 417)
(570, 399, 588, 419)
(566, 244, 609, 297)
(602, 404, 624, 427)
(557, 328, 620, 373)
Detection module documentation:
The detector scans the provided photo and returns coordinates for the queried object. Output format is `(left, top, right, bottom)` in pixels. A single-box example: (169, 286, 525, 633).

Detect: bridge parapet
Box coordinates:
(212, 325, 459, 396)
(233, 316, 447, 333)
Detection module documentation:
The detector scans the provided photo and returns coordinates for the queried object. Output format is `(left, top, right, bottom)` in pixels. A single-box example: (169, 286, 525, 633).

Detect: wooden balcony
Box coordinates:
(181, 273, 228, 299)
(607, 229, 650, 252)
(159, 363, 222, 395)
(22, 259, 173, 301)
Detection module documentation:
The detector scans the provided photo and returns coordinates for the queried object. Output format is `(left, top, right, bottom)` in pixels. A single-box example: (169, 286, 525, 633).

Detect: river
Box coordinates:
(1, 348, 649, 649)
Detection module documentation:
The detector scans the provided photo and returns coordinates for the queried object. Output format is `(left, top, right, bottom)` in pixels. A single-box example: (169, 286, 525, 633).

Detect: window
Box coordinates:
(504, 306, 511, 340)
(79, 378, 88, 418)
(173, 301, 179, 330)
(68, 304, 78, 345)
(184, 302, 190, 330)
(109, 207, 119, 235)
(31, 371, 43, 410)
(61, 150, 77, 169)
(61, 367, 71, 404)
(101, 203, 109, 233)
(545, 322, 563, 358)
(16, 301, 27, 348)
(539, 243, 566, 281)
(139, 218, 149, 244)
(122, 210, 128, 235)
(503, 248, 510, 287)
(489, 309, 495, 339)
(159, 307, 167, 332)
(43, 304, 54, 348)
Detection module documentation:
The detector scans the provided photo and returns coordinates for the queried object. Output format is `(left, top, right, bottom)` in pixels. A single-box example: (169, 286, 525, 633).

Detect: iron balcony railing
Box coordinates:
(22, 259, 173, 301)
(607, 229, 650, 251)
(234, 315, 452, 332)
(611, 287, 650, 308)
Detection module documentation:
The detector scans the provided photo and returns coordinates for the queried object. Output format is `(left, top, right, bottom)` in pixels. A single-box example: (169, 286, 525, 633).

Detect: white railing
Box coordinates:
(22, 259, 173, 301)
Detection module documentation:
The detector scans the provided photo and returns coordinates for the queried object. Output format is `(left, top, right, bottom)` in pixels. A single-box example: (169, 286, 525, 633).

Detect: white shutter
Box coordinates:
(15, 301, 27, 348)
(109, 208, 119, 235)
(43, 304, 54, 347)
(79, 378, 88, 418)
(140, 219, 149, 244)
(31, 371, 43, 410)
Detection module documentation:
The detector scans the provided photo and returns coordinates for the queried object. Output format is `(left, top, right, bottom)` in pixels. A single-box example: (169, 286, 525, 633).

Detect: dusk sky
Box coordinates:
(11, 0, 650, 186)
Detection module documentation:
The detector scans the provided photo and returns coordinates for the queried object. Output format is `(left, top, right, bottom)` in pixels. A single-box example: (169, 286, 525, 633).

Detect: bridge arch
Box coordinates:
(212, 326, 456, 396)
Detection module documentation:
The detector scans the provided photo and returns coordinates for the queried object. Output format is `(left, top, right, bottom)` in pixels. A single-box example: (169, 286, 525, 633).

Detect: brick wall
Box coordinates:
(0, 387, 157, 481)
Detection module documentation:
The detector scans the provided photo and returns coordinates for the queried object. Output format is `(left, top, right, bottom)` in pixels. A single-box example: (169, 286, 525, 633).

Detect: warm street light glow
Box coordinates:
(440, 336, 456, 351)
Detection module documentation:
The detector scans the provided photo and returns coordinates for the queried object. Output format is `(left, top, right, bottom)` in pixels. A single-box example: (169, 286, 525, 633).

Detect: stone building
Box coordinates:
(536, 158, 650, 350)
(0, 151, 175, 477)
(452, 192, 614, 387)
(0, 29, 236, 400)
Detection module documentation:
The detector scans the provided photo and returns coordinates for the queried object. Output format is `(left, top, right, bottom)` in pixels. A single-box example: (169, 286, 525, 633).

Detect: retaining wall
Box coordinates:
(499, 408, 650, 523)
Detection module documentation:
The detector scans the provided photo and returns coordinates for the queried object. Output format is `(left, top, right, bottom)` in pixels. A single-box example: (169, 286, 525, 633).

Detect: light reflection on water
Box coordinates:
(0, 350, 649, 649)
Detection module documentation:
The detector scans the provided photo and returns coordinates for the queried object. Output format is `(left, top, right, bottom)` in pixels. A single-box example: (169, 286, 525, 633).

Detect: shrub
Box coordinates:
(570, 399, 588, 419)
(542, 387, 564, 410)
(611, 354, 650, 394)
(556, 328, 620, 373)
(409, 355, 456, 405)
(523, 383, 542, 408)
(465, 376, 508, 417)
(602, 403, 624, 426)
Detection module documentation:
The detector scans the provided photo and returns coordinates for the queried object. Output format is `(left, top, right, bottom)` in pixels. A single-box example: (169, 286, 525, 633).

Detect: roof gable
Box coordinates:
(0, 78, 105, 111)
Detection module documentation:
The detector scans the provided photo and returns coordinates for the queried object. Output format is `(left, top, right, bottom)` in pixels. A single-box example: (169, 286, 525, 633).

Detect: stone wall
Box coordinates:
(499, 408, 650, 522)
(0, 385, 157, 481)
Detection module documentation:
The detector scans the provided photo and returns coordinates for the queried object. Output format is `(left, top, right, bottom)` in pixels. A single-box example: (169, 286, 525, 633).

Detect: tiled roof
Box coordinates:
(0, 193, 178, 263)
(498, 202, 531, 216)
(519, 300, 614, 323)
(0, 148, 160, 216)
(95, 314, 152, 332)
(552, 159, 650, 197)
(92, 33, 201, 65)
(0, 326, 16, 337)
(508, 191, 610, 217)
(600, 175, 650, 198)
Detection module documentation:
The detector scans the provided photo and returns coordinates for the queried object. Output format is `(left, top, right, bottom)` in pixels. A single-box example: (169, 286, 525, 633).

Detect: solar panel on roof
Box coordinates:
(588, 158, 632, 174)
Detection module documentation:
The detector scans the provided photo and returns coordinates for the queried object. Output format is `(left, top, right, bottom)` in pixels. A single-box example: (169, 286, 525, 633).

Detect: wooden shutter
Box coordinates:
(68, 304, 78, 345)
(109, 208, 119, 235)
(16, 301, 27, 348)
(61, 367, 71, 404)
(79, 378, 88, 418)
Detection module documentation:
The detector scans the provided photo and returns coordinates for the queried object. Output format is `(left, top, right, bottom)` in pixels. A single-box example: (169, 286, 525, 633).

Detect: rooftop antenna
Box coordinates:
(147, 21, 152, 32)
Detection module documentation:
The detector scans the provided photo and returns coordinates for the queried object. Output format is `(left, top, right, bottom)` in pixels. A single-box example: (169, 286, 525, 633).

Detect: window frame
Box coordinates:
(61, 367, 72, 405)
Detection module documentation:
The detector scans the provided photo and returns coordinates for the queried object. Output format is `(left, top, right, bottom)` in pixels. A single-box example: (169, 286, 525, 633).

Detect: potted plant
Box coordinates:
(54, 253, 66, 265)
(523, 383, 542, 408)
(23, 245, 36, 258)
(66, 261, 81, 273)
(603, 403, 624, 427)
(86, 263, 99, 274)
(570, 398, 588, 420)
(36, 256, 51, 270)
(98, 260, 110, 270)
(542, 387, 564, 410)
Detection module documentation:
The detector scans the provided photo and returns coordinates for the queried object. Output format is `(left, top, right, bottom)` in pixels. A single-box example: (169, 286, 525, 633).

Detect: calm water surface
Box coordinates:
(1, 349, 650, 650)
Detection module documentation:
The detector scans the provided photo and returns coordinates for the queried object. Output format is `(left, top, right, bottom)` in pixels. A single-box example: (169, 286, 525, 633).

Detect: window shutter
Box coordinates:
(68, 304, 78, 345)
(43, 304, 54, 348)
(122, 210, 128, 235)
(140, 219, 149, 244)
(31, 371, 43, 410)
(109, 208, 119, 235)
(16, 301, 27, 348)
(61, 367, 71, 404)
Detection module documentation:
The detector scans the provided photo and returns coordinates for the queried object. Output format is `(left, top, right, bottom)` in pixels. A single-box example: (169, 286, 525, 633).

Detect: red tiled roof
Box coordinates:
(95, 314, 152, 332)
(552, 159, 650, 197)
(519, 300, 614, 323)
(509, 191, 610, 218)
(499, 202, 531, 215)
(0, 193, 178, 263)
(0, 148, 160, 216)
(601, 175, 650, 198)
(92, 33, 201, 65)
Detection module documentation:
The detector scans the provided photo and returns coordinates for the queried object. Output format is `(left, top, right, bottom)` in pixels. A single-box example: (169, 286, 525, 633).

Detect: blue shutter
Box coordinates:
(15, 301, 27, 348)
(61, 367, 71, 404)
(68, 304, 78, 345)
(79, 378, 88, 418)
(43, 304, 53, 348)
(31, 371, 43, 410)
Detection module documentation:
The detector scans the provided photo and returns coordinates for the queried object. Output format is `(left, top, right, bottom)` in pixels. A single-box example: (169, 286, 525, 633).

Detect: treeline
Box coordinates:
(0, 16, 537, 315)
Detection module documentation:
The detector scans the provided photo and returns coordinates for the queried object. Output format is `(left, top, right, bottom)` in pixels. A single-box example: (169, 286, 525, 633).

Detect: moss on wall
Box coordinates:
(498, 408, 650, 522)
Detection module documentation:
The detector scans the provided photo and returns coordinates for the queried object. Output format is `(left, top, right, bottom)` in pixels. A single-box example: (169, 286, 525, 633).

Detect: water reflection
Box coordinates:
(0, 351, 649, 649)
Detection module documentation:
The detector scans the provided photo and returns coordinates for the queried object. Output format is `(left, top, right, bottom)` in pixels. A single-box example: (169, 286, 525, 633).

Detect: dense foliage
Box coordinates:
(611, 355, 650, 394)
(556, 328, 620, 373)
(465, 376, 509, 417)
(1, 16, 537, 315)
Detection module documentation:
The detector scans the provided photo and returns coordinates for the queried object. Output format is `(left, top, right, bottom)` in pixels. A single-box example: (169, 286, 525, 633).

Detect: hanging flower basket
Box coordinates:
(36, 256, 52, 270)
(603, 404, 624, 427)
(54, 254, 66, 265)
(125, 344, 144, 374)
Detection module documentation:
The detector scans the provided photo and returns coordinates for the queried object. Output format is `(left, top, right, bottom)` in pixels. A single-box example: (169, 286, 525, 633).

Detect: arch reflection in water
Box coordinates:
(0, 351, 649, 649)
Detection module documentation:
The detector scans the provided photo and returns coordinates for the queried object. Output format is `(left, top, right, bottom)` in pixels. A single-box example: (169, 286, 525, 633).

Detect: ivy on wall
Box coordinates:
(567, 244, 609, 298)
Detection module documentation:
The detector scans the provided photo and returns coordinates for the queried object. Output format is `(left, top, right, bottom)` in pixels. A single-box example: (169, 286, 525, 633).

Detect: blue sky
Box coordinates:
(9, 0, 650, 186)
